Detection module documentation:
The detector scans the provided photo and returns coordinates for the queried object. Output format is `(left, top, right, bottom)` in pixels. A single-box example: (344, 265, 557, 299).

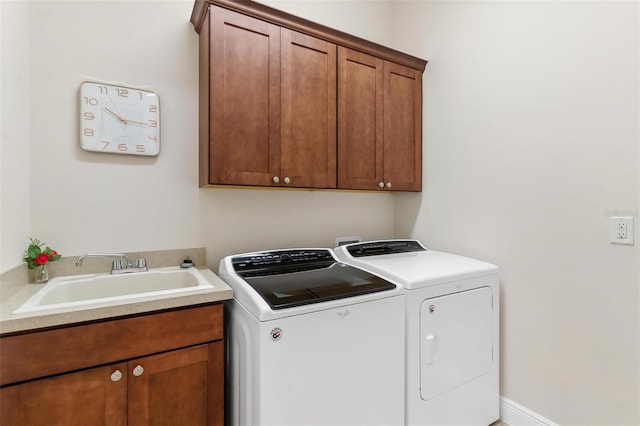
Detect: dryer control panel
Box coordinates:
(347, 240, 427, 257)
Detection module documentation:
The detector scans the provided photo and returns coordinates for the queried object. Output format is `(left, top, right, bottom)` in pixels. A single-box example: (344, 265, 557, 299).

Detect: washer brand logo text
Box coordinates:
(337, 309, 351, 318)
(270, 327, 282, 341)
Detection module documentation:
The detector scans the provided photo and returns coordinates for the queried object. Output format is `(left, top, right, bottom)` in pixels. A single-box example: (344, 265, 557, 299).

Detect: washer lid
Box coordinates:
(334, 240, 498, 289)
(230, 249, 397, 310)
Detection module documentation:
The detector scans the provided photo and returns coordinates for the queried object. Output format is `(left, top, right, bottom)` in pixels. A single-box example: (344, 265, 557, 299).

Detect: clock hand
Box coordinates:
(122, 119, 149, 127)
(104, 107, 127, 126)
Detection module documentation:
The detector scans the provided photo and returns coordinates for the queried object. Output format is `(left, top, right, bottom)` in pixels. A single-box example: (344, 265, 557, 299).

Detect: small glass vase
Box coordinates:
(35, 263, 49, 284)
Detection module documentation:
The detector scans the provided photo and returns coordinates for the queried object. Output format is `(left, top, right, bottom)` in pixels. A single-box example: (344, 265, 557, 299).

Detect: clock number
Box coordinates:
(83, 112, 95, 120)
(101, 141, 111, 150)
(149, 105, 158, 113)
(148, 120, 157, 128)
(136, 145, 146, 153)
(116, 88, 129, 98)
(98, 85, 108, 95)
(83, 128, 95, 136)
(83, 97, 99, 106)
(148, 134, 158, 142)
(117, 144, 128, 152)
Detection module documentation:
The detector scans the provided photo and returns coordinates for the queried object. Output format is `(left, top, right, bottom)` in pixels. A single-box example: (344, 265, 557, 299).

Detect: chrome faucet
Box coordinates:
(75, 253, 147, 274)
(76, 253, 132, 267)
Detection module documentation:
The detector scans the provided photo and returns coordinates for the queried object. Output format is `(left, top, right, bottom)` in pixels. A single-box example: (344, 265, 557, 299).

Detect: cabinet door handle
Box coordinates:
(132, 365, 144, 377)
(385, 182, 392, 188)
(378, 182, 384, 188)
(272, 176, 280, 184)
(283, 177, 291, 184)
(110, 369, 123, 382)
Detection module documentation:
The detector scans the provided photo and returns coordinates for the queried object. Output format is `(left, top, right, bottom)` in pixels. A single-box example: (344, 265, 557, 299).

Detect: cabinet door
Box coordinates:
(337, 47, 384, 190)
(383, 61, 423, 191)
(128, 342, 223, 426)
(0, 363, 127, 426)
(209, 6, 281, 186)
(281, 29, 337, 188)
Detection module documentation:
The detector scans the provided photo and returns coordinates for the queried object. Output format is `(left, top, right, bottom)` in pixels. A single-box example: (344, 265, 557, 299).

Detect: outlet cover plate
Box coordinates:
(610, 216, 634, 245)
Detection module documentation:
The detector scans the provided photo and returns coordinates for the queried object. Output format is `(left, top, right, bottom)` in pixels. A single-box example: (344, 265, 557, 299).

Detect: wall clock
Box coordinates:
(80, 81, 160, 156)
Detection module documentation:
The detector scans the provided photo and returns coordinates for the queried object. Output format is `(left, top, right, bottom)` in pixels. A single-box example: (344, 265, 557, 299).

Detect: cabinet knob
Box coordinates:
(283, 176, 291, 184)
(110, 370, 123, 382)
(132, 365, 144, 377)
(378, 182, 384, 188)
(272, 176, 280, 184)
(385, 182, 392, 188)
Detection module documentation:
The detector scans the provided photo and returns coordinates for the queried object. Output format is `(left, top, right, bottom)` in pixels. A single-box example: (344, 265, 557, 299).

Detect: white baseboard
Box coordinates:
(500, 396, 559, 426)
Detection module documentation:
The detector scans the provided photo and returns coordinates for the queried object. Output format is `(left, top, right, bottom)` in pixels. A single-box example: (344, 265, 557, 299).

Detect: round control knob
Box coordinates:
(283, 176, 291, 184)
(385, 182, 392, 188)
(111, 370, 123, 382)
(132, 365, 144, 377)
(378, 182, 384, 188)
(272, 176, 280, 184)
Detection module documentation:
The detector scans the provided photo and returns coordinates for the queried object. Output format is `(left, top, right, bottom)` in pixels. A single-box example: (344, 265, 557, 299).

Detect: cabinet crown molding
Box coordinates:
(191, 0, 427, 71)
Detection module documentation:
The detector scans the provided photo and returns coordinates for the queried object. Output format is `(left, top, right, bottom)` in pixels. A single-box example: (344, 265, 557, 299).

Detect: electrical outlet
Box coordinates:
(610, 217, 634, 245)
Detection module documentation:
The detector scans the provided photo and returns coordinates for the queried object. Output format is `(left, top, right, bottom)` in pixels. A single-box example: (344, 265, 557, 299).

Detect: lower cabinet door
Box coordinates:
(0, 363, 127, 426)
(128, 342, 224, 426)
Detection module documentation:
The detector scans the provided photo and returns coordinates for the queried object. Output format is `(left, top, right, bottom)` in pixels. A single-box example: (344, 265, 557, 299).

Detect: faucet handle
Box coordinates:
(112, 260, 124, 271)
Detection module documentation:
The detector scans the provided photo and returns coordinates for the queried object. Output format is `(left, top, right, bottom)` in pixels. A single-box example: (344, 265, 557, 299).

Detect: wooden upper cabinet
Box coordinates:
(338, 47, 384, 190)
(338, 48, 422, 192)
(281, 29, 336, 188)
(193, 0, 427, 191)
(382, 61, 422, 191)
(207, 6, 281, 187)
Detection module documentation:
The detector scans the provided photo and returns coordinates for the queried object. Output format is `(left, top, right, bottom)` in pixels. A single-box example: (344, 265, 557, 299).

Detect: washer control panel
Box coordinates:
(232, 249, 335, 275)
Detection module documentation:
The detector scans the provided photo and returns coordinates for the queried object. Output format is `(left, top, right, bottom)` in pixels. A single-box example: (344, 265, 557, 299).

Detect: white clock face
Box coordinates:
(80, 81, 160, 156)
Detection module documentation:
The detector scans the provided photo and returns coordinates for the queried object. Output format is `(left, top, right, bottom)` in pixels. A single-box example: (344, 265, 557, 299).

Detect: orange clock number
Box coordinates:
(148, 120, 157, 128)
(148, 134, 157, 142)
(101, 141, 111, 150)
(149, 105, 158, 113)
(83, 112, 95, 120)
(116, 88, 129, 98)
(136, 145, 146, 153)
(117, 144, 128, 152)
(83, 97, 98, 106)
(83, 128, 95, 136)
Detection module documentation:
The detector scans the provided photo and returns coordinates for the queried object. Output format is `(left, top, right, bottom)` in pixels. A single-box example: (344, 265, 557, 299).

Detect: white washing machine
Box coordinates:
(334, 240, 500, 426)
(219, 248, 405, 426)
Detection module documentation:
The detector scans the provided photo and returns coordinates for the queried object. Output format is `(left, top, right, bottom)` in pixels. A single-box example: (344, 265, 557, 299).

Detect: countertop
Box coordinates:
(0, 248, 233, 335)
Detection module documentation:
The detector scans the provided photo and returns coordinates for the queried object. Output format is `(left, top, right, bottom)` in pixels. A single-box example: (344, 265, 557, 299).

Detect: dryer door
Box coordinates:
(420, 287, 493, 401)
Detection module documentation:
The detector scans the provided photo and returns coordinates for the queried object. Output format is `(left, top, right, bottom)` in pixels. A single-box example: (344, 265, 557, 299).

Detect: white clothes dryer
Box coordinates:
(334, 240, 500, 426)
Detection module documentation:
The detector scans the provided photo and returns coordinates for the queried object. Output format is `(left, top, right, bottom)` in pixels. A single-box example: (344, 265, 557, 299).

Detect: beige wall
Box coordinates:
(0, 1, 31, 272)
(0, 0, 395, 272)
(393, 1, 640, 424)
(2, 0, 639, 424)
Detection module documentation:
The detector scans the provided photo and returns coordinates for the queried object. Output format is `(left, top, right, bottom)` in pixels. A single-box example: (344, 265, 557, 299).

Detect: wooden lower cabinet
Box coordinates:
(0, 304, 225, 426)
(130, 343, 224, 426)
(1, 363, 128, 426)
(0, 342, 223, 426)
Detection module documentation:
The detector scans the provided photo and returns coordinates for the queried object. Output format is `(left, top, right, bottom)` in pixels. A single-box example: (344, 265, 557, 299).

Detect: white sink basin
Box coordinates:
(13, 267, 214, 315)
